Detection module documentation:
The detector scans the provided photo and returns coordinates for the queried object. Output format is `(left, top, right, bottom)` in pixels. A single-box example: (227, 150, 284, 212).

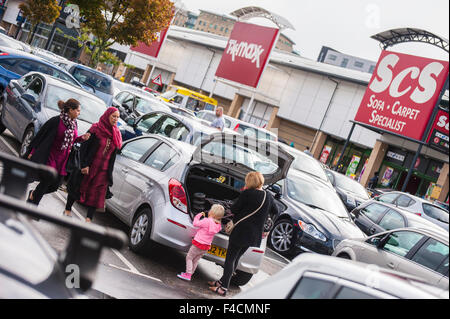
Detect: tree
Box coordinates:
(68, 0, 174, 68)
(19, 0, 61, 44)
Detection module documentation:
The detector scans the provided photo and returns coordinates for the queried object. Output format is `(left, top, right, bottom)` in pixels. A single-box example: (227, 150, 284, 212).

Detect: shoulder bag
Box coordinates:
(225, 191, 267, 234)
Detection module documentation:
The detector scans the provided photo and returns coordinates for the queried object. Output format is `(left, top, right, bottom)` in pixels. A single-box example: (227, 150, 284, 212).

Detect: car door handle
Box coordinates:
(370, 228, 376, 234)
(387, 262, 395, 269)
(121, 168, 129, 174)
(146, 181, 154, 187)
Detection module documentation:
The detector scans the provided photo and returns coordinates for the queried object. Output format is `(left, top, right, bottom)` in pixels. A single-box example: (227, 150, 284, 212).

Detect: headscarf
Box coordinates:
(59, 109, 77, 151)
(89, 107, 122, 149)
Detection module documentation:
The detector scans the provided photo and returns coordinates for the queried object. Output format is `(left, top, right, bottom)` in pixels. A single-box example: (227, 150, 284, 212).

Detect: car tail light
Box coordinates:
(414, 212, 422, 216)
(0, 52, 9, 56)
(234, 123, 240, 131)
(169, 178, 188, 214)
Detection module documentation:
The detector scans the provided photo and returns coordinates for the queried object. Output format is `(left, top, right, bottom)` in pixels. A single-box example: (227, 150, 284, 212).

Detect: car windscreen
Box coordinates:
(287, 149, 329, 182)
(286, 175, 349, 218)
(72, 67, 112, 94)
(46, 85, 107, 123)
(201, 141, 279, 175)
(236, 124, 276, 141)
(422, 204, 449, 224)
(135, 97, 170, 114)
(332, 172, 369, 199)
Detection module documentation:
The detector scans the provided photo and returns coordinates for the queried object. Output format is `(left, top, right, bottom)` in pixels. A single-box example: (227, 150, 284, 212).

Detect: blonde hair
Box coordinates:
(209, 204, 225, 219)
(245, 171, 264, 189)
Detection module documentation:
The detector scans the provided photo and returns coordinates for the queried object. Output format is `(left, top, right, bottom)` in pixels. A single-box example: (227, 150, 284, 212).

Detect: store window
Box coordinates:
(239, 101, 274, 128)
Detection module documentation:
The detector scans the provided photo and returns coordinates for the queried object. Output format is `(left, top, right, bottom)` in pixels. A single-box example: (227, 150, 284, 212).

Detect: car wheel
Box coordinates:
(129, 207, 154, 253)
(20, 127, 34, 158)
(269, 219, 295, 255)
(0, 103, 6, 135)
(230, 270, 253, 286)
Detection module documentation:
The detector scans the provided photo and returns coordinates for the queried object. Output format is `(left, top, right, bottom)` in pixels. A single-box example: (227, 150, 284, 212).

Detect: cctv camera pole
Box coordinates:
(401, 74, 449, 192)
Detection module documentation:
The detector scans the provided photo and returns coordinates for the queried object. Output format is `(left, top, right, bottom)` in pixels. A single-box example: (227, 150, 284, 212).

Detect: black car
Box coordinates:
(112, 90, 171, 121)
(267, 170, 365, 257)
(325, 169, 371, 212)
(350, 200, 447, 236)
(0, 151, 127, 298)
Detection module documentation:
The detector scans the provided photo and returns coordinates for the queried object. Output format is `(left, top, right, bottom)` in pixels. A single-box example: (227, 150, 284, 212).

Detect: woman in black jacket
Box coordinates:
(208, 171, 278, 296)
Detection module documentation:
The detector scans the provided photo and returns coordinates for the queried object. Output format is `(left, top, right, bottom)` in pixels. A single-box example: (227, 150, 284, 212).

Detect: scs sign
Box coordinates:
(427, 109, 449, 153)
(215, 22, 279, 88)
(354, 50, 449, 141)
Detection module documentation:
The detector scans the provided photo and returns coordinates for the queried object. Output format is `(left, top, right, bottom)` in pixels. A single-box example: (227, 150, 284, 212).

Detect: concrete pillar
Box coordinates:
(227, 94, 244, 118)
(168, 73, 176, 87)
(266, 107, 279, 130)
(360, 140, 388, 187)
(311, 131, 328, 159)
(436, 163, 449, 202)
(141, 64, 153, 84)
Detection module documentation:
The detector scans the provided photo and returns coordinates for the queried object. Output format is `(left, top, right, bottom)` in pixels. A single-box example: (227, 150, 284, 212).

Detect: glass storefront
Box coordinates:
(377, 146, 444, 197)
(319, 136, 371, 181)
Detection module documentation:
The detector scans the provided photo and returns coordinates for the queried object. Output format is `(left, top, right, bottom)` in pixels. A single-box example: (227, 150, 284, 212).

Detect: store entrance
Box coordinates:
(396, 172, 422, 195)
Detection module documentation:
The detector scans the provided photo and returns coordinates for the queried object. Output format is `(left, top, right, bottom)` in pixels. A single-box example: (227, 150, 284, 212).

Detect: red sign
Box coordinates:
(354, 50, 449, 141)
(427, 109, 449, 153)
(131, 27, 169, 59)
(152, 74, 163, 87)
(215, 22, 279, 88)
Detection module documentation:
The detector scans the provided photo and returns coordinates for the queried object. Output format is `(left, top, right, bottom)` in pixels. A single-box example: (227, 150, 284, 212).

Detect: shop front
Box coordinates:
(376, 146, 444, 198)
(318, 136, 372, 181)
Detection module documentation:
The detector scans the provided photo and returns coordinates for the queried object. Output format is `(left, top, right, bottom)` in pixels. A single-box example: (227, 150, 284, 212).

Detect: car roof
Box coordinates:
(70, 63, 113, 79)
(0, 47, 59, 65)
(286, 168, 331, 188)
(384, 191, 448, 208)
(32, 72, 106, 104)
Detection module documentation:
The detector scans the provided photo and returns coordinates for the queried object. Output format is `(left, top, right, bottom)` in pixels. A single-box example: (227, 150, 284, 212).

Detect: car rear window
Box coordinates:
(72, 67, 112, 94)
(422, 204, 449, 224)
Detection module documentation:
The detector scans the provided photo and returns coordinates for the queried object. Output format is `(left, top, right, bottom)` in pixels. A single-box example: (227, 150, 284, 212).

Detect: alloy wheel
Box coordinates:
(130, 214, 148, 245)
(270, 221, 294, 253)
(20, 129, 34, 158)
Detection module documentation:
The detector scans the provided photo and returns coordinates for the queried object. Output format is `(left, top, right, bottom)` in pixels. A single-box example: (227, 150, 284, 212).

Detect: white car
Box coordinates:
(106, 133, 293, 285)
(196, 110, 278, 142)
(375, 191, 449, 231)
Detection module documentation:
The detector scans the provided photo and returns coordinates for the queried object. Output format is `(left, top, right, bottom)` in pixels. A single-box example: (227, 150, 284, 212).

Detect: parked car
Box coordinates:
(279, 143, 333, 188)
(196, 110, 278, 142)
(168, 105, 197, 119)
(0, 72, 109, 157)
(0, 33, 32, 52)
(0, 48, 82, 92)
(325, 169, 371, 211)
(234, 253, 448, 299)
(333, 227, 449, 289)
(112, 90, 171, 120)
(119, 110, 227, 145)
(267, 169, 365, 257)
(0, 151, 127, 298)
(350, 200, 447, 236)
(66, 63, 115, 106)
(374, 191, 449, 231)
(106, 133, 293, 285)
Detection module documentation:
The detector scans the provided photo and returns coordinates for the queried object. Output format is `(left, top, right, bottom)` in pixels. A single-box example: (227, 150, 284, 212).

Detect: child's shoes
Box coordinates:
(177, 272, 192, 281)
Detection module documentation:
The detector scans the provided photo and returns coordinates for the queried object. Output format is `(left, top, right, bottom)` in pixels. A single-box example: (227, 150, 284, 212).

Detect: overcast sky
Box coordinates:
(180, 0, 449, 62)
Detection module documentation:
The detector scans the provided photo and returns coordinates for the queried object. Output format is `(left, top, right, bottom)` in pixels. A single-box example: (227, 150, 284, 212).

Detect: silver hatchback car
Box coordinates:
(106, 133, 293, 285)
(333, 227, 449, 289)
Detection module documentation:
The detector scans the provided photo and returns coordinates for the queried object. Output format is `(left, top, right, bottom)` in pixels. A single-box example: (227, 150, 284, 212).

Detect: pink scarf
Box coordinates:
(89, 107, 122, 149)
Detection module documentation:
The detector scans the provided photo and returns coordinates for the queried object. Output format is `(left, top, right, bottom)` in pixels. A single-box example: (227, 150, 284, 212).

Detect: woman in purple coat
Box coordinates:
(26, 98, 90, 206)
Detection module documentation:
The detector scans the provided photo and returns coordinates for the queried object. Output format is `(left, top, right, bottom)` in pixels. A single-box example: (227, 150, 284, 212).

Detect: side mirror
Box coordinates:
(126, 117, 136, 126)
(22, 93, 37, 105)
(269, 184, 282, 198)
(377, 234, 391, 248)
(122, 102, 131, 110)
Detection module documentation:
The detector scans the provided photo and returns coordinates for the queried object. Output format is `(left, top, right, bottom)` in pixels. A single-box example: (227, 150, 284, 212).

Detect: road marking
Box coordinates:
(265, 247, 291, 264)
(0, 135, 19, 156)
(107, 263, 163, 283)
(54, 190, 164, 283)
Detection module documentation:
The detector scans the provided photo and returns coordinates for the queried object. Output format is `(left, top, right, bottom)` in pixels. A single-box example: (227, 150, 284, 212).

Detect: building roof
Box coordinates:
(230, 6, 295, 31)
(167, 26, 372, 85)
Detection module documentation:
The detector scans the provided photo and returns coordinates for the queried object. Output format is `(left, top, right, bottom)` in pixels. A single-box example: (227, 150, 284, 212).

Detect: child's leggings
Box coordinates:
(186, 245, 208, 274)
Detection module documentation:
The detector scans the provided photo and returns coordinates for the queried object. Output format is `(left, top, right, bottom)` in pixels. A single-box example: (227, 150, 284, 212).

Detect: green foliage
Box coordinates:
(68, 0, 174, 67)
(19, 0, 61, 44)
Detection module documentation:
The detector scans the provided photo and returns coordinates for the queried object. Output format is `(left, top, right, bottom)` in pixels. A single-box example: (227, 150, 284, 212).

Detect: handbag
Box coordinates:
(225, 191, 267, 234)
(66, 143, 81, 174)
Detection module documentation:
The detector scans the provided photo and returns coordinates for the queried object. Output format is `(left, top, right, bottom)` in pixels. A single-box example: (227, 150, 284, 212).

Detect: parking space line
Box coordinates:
(107, 263, 163, 283)
(53, 190, 163, 283)
(0, 136, 19, 157)
(265, 247, 291, 264)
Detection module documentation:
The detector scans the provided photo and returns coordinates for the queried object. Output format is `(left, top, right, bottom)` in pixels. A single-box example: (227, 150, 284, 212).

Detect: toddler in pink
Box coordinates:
(177, 204, 224, 281)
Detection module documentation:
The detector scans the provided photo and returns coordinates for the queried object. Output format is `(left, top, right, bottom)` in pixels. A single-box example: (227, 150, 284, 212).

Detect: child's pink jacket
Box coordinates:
(192, 213, 222, 246)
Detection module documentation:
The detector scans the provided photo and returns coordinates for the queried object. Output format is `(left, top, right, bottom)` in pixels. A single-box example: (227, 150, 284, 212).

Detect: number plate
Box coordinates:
(207, 244, 227, 258)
